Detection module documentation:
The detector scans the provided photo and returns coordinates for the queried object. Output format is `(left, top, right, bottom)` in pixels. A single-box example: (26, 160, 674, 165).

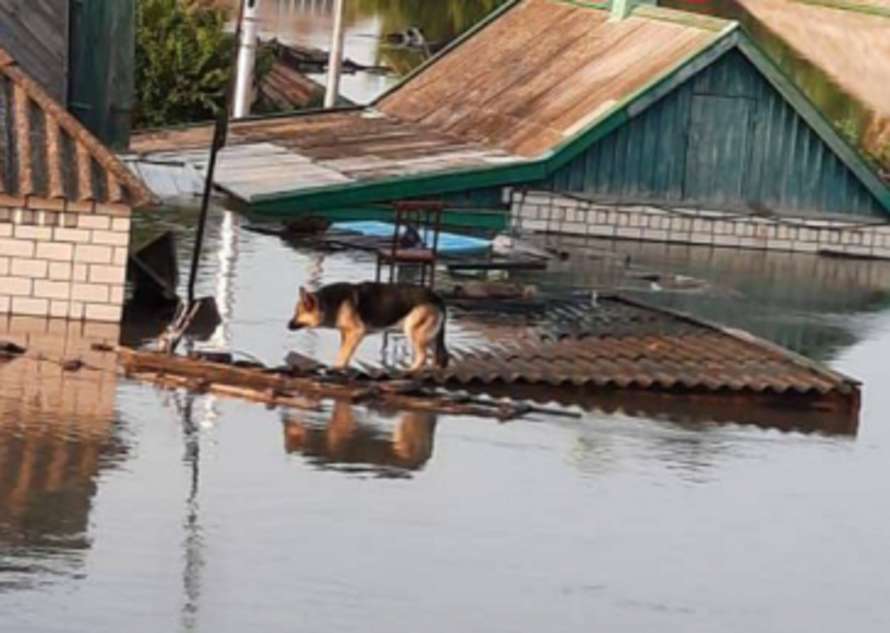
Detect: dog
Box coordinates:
(288, 282, 449, 371)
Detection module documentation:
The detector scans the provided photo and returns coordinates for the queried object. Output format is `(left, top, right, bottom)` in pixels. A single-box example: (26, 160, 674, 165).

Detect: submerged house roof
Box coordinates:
(728, 0, 890, 168)
(0, 46, 151, 211)
(129, 0, 890, 215)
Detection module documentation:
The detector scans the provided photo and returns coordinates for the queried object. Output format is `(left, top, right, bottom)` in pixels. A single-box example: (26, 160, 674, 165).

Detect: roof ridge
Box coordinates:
(0, 44, 153, 208)
(791, 0, 890, 19)
(630, 4, 738, 31)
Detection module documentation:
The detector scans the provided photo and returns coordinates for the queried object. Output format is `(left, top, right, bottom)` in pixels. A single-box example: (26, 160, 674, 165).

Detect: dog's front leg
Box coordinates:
(333, 329, 365, 369)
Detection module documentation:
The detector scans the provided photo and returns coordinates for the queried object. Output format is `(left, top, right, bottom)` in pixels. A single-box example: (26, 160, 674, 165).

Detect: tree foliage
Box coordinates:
(134, 0, 236, 128)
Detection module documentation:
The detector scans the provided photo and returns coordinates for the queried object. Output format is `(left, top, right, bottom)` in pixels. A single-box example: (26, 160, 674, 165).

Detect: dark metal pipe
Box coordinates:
(186, 0, 248, 306)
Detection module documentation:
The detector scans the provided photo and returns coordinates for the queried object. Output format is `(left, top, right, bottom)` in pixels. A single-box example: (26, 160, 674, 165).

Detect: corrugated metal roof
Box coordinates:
(352, 295, 860, 401)
(0, 46, 151, 210)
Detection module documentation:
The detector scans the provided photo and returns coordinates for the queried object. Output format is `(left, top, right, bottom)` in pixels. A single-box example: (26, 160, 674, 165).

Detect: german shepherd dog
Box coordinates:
(288, 282, 449, 371)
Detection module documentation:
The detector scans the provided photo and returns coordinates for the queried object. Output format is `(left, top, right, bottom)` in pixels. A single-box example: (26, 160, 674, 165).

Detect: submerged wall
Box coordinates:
(0, 205, 130, 322)
(513, 190, 890, 259)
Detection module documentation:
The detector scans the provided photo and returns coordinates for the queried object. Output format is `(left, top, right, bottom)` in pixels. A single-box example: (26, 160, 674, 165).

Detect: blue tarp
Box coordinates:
(332, 221, 491, 256)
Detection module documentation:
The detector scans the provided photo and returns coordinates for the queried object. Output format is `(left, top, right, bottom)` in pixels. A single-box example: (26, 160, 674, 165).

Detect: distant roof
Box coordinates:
(0, 46, 152, 210)
(735, 0, 890, 166)
(129, 0, 890, 214)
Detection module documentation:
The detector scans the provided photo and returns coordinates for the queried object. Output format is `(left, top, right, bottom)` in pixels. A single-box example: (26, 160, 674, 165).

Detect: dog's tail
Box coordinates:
(434, 308, 450, 369)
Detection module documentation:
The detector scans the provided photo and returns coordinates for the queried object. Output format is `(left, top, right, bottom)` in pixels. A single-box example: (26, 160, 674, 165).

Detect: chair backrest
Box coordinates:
(390, 200, 444, 257)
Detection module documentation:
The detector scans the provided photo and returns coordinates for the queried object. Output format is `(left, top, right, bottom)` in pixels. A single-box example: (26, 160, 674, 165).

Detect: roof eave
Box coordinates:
(247, 159, 546, 215)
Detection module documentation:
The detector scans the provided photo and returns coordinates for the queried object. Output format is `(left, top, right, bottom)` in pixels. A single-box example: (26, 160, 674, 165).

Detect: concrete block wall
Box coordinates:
(511, 190, 890, 259)
(0, 206, 130, 322)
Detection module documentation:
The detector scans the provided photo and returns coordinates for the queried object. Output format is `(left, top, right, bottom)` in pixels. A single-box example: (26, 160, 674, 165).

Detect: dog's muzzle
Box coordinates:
(287, 320, 304, 331)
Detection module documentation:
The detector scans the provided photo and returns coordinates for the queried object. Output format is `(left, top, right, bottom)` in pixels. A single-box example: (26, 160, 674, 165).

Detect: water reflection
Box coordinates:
(530, 235, 890, 361)
(221, 0, 510, 101)
(0, 316, 123, 592)
(172, 392, 206, 633)
(283, 400, 437, 476)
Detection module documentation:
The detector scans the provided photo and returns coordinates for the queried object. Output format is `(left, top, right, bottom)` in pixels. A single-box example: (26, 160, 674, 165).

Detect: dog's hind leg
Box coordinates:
(404, 305, 440, 371)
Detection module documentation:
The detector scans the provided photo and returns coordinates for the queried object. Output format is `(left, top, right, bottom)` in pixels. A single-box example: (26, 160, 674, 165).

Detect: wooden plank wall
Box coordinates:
(68, 0, 135, 150)
(0, 1, 69, 103)
(546, 49, 886, 219)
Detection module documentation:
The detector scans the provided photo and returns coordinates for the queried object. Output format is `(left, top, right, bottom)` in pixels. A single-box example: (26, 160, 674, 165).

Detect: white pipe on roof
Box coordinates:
(233, 0, 261, 118)
(324, 0, 346, 108)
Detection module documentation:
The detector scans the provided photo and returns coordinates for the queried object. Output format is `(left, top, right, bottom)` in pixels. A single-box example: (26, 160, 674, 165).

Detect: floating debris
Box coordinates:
(0, 341, 26, 358)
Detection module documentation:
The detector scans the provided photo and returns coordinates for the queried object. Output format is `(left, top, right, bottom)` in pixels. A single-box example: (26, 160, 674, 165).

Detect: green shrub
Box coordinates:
(135, 0, 271, 128)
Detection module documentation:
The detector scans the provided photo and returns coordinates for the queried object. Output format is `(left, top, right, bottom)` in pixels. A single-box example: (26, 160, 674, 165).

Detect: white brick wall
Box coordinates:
(512, 191, 890, 259)
(0, 207, 130, 322)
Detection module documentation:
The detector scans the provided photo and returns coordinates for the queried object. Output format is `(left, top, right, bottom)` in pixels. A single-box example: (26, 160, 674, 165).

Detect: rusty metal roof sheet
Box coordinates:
(0, 46, 152, 210)
(354, 295, 860, 403)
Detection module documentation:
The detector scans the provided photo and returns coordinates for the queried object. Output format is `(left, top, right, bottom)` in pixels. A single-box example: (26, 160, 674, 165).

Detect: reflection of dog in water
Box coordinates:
(283, 400, 438, 473)
(287, 282, 450, 370)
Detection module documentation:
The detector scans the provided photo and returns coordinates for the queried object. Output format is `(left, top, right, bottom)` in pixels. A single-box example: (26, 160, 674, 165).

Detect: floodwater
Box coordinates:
(3, 206, 890, 632)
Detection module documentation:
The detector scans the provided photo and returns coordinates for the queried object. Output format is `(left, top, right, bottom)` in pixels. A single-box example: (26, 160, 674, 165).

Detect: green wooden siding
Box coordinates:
(68, 0, 135, 150)
(547, 49, 885, 219)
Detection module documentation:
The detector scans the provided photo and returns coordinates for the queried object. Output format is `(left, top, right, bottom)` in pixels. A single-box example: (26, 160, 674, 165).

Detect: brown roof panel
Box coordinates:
(378, 0, 725, 158)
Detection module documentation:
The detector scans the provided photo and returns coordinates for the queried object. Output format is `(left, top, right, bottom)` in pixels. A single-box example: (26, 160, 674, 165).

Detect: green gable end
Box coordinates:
(546, 48, 886, 219)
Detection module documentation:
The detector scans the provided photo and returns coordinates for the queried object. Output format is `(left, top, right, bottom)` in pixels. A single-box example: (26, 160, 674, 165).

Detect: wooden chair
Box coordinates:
(375, 200, 444, 289)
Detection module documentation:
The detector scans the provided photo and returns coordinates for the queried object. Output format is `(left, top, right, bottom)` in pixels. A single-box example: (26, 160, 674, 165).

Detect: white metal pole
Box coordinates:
(233, 0, 261, 118)
(324, 0, 346, 108)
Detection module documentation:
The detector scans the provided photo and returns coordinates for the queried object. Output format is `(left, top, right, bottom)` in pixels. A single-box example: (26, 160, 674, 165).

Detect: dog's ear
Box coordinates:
(303, 290, 317, 311)
(299, 286, 307, 302)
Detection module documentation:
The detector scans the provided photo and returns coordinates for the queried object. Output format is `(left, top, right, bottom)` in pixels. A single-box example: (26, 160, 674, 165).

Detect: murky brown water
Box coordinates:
(3, 206, 890, 632)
